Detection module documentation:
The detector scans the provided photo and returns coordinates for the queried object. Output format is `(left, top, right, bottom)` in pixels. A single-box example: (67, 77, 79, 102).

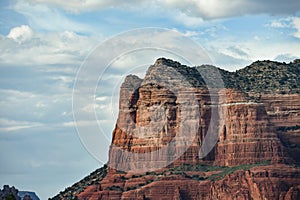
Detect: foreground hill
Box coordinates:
(51, 58, 300, 200)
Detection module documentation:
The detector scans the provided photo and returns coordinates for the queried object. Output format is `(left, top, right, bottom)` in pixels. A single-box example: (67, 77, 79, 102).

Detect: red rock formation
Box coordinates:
(109, 60, 289, 172)
(78, 164, 300, 200)
(260, 94, 300, 164)
(260, 94, 300, 127)
(208, 165, 300, 200)
(70, 58, 300, 200)
(214, 90, 289, 166)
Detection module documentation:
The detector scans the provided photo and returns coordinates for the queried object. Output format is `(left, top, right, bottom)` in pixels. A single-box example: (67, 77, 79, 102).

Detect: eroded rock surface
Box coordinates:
(52, 58, 300, 200)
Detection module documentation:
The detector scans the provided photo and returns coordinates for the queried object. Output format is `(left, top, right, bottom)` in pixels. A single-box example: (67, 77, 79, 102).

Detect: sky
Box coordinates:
(0, 0, 300, 199)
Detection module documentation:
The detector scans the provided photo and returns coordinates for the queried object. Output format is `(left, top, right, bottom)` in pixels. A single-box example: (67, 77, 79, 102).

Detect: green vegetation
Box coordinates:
(4, 194, 16, 200)
(145, 171, 156, 175)
(49, 164, 108, 200)
(235, 60, 300, 95)
(125, 160, 272, 191)
(116, 170, 126, 174)
(191, 174, 206, 181)
(277, 125, 300, 132)
(126, 186, 137, 191)
(208, 160, 271, 181)
(171, 163, 227, 172)
(107, 185, 123, 192)
(198, 60, 300, 95)
(132, 174, 143, 178)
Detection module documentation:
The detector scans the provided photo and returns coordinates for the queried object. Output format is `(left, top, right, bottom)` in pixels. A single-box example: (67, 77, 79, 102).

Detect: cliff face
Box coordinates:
(52, 58, 300, 200)
(260, 94, 300, 127)
(117, 165, 300, 200)
(109, 59, 209, 172)
(214, 96, 287, 166)
(109, 58, 290, 172)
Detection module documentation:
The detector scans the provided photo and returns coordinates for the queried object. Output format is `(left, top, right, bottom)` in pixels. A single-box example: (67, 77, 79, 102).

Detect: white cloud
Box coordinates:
(292, 17, 300, 39)
(224, 46, 250, 60)
(0, 89, 72, 125)
(161, 0, 245, 19)
(82, 103, 108, 113)
(204, 37, 300, 70)
(1, 89, 37, 100)
(173, 12, 205, 27)
(266, 17, 300, 39)
(111, 55, 139, 70)
(274, 53, 298, 62)
(0, 118, 43, 132)
(182, 30, 198, 37)
(95, 96, 108, 102)
(202, 25, 228, 37)
(1, 27, 100, 66)
(7, 25, 33, 43)
(268, 18, 292, 28)
(63, 120, 110, 127)
(270, 22, 286, 28)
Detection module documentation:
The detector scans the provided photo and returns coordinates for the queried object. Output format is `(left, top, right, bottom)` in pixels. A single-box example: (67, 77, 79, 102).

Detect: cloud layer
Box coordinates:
(2, 26, 99, 66)
(28, 0, 300, 19)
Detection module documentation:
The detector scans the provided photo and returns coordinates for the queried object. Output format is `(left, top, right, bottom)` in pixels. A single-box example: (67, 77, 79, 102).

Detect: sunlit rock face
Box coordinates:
(55, 58, 300, 200)
(108, 58, 292, 172)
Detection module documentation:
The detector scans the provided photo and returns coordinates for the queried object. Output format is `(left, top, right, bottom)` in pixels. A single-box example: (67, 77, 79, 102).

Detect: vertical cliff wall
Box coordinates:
(108, 58, 291, 172)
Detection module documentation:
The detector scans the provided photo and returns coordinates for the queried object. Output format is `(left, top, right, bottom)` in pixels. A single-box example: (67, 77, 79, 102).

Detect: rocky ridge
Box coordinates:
(50, 165, 107, 200)
(0, 185, 40, 200)
(52, 58, 300, 200)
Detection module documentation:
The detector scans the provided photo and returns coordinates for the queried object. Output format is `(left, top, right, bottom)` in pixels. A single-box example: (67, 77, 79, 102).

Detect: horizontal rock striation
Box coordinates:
(108, 58, 291, 172)
(77, 164, 300, 200)
(214, 92, 289, 166)
(52, 58, 300, 200)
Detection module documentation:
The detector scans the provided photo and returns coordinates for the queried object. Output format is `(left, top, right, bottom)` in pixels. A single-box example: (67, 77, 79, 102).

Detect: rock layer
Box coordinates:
(52, 58, 300, 200)
(109, 58, 290, 172)
(78, 164, 300, 200)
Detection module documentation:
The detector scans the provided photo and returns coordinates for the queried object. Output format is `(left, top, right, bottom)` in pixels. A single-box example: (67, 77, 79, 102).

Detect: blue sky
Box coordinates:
(0, 0, 300, 199)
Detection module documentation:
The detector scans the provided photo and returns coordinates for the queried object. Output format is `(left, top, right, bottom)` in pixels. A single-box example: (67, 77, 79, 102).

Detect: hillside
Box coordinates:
(50, 165, 107, 200)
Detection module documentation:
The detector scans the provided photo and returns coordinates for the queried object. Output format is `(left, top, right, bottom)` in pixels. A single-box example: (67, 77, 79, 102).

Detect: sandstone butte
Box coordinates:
(51, 58, 300, 200)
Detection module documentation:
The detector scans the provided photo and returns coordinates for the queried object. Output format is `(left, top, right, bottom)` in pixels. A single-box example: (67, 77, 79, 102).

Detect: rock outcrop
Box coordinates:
(214, 94, 288, 166)
(52, 58, 300, 200)
(109, 58, 291, 172)
(0, 185, 20, 200)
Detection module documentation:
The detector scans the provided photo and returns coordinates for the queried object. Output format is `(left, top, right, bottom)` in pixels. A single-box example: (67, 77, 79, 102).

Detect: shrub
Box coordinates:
(107, 185, 123, 191)
(116, 170, 126, 174)
(146, 171, 156, 175)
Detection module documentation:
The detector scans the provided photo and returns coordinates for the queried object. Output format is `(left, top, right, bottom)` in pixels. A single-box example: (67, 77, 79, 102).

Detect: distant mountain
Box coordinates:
(0, 185, 40, 200)
(18, 191, 40, 200)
